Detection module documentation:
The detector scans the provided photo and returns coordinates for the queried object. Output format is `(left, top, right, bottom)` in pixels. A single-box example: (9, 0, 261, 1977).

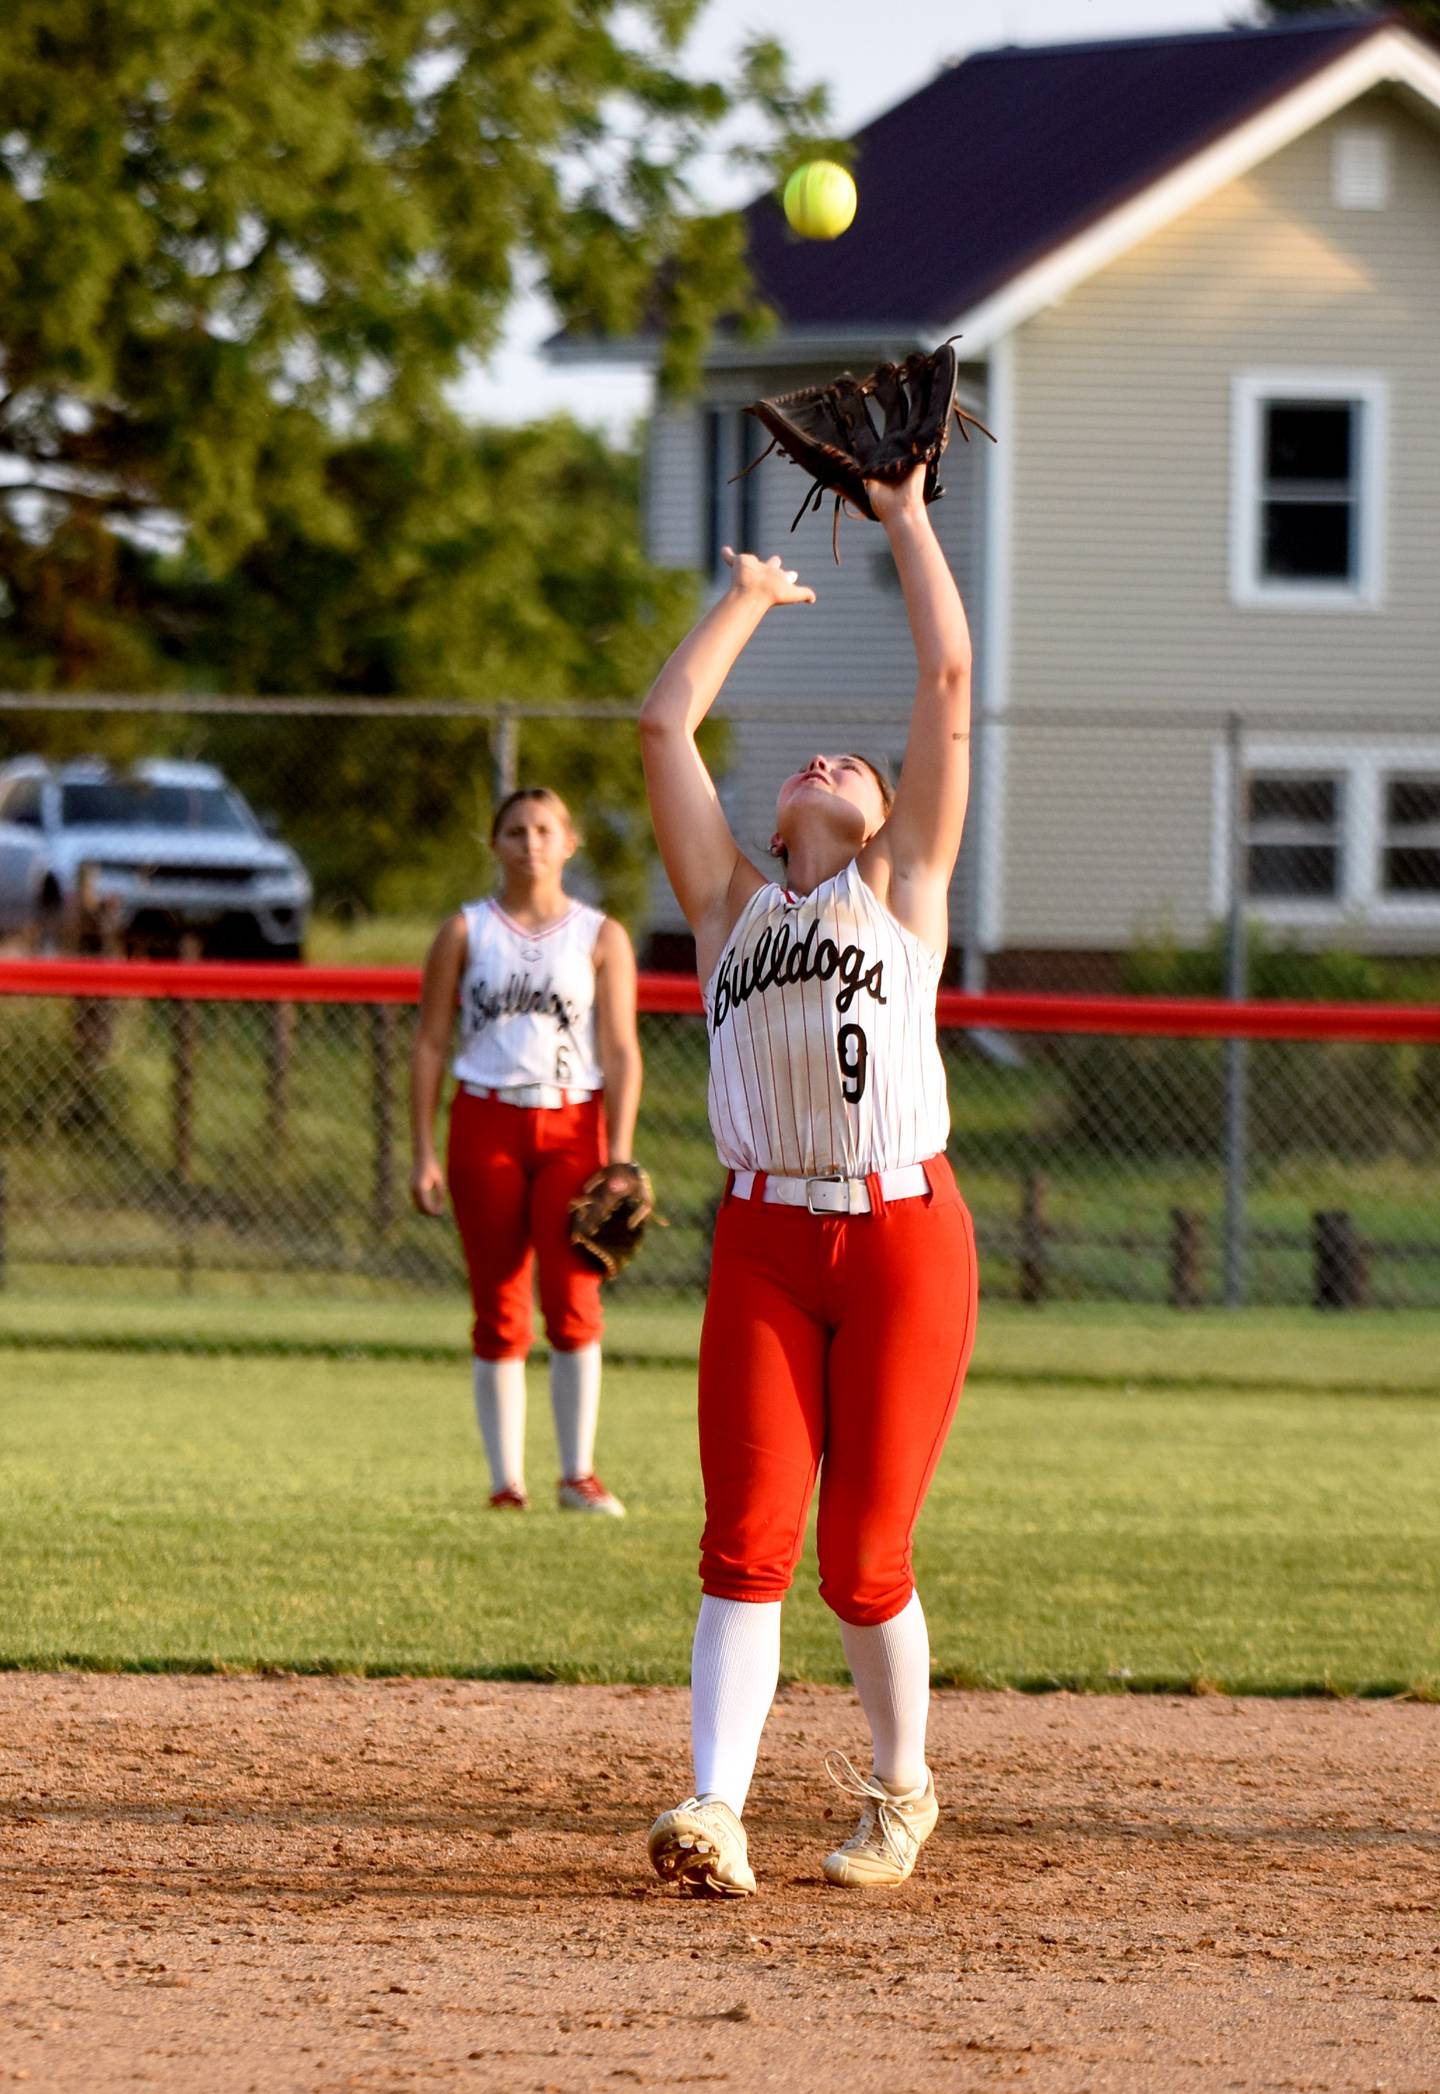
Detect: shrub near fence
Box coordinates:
(1, 962, 1439, 1330)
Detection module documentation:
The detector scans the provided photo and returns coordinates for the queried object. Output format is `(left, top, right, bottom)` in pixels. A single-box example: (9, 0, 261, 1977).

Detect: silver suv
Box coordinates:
(0, 756, 312, 958)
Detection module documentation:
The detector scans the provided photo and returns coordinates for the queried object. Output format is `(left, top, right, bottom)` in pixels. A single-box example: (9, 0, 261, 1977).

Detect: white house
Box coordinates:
(555, 13, 1440, 984)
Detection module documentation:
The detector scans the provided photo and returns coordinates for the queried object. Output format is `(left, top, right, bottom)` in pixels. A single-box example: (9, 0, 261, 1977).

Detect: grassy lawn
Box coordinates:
(1, 1346, 1436, 1693)
(0, 1287, 1435, 1393)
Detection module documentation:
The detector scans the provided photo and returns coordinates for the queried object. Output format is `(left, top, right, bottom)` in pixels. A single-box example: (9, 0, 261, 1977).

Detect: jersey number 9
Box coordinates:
(837, 1023, 868, 1104)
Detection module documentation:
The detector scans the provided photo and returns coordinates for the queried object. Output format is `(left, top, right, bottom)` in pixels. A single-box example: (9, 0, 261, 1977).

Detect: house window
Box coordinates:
(1245, 773, 1342, 902)
(1216, 743, 1440, 927)
(1262, 404, 1357, 583)
(1382, 776, 1440, 898)
(1230, 374, 1386, 608)
(702, 408, 727, 578)
(702, 408, 766, 580)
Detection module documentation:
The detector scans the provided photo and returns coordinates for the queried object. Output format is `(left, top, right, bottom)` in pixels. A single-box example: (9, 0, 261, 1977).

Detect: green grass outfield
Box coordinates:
(1, 1288, 1437, 1392)
(1, 1316, 1436, 1694)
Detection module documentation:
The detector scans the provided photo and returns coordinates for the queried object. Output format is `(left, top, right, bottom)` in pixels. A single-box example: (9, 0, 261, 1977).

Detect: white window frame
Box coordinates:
(1229, 372, 1388, 611)
(1211, 737, 1440, 929)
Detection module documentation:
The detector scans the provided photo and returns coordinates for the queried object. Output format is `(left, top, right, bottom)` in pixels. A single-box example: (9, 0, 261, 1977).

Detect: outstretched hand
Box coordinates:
(722, 548, 817, 607)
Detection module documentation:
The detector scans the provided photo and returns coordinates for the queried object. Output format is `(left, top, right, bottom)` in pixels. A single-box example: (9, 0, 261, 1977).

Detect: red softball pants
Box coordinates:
(446, 1088, 606, 1359)
(697, 1154, 979, 1628)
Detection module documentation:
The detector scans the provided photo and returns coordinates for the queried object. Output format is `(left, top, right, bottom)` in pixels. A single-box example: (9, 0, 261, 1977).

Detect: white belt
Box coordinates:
(730, 1164, 929, 1216)
(463, 1083, 592, 1110)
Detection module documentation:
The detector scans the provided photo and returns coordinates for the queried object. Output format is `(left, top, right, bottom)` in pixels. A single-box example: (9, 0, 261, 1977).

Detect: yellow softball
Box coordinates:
(782, 161, 857, 241)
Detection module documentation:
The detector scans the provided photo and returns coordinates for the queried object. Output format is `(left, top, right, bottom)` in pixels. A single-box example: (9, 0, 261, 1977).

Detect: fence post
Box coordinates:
(371, 1005, 397, 1236)
(0, 1155, 7, 1292)
(1313, 1210, 1370, 1310)
(172, 1000, 194, 1182)
(493, 708, 519, 803)
(171, 998, 196, 1295)
(267, 1001, 295, 1151)
(1168, 1206, 1202, 1308)
(1019, 1170, 1048, 1304)
(1222, 710, 1249, 1308)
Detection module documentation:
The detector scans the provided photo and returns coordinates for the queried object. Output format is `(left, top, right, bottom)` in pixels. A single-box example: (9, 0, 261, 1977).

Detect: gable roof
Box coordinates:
(547, 12, 1440, 369)
(743, 14, 1403, 343)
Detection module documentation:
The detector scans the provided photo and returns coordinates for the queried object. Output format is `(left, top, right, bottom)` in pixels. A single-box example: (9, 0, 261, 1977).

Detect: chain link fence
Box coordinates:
(3, 694, 1439, 995)
(1, 694, 1438, 1350)
(1, 974, 1438, 1351)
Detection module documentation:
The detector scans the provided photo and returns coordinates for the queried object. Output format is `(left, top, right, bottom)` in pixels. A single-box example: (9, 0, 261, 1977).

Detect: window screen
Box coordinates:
(1244, 773, 1342, 900)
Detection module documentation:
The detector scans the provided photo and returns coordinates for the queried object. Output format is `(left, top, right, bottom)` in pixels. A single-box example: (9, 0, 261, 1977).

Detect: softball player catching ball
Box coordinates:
(638, 462, 978, 1894)
(409, 786, 643, 1516)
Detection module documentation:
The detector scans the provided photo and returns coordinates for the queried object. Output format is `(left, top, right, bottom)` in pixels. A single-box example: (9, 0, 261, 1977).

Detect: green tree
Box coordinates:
(1261, 2, 1440, 31)
(0, 1, 823, 918)
(190, 415, 703, 922)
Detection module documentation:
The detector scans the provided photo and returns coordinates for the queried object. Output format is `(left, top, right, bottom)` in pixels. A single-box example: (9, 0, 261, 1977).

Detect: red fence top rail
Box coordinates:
(3, 956, 1440, 1042)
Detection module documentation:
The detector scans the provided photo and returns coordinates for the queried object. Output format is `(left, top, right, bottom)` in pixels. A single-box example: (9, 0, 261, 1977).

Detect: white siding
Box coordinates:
(1003, 93, 1440, 952)
(645, 405, 706, 571)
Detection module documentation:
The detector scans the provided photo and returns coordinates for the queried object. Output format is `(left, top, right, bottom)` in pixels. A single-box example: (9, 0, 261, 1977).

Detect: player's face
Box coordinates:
(494, 804, 574, 880)
(775, 754, 887, 843)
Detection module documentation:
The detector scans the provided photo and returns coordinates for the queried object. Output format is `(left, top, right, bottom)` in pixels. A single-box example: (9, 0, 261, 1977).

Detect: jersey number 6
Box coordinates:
(837, 1023, 868, 1104)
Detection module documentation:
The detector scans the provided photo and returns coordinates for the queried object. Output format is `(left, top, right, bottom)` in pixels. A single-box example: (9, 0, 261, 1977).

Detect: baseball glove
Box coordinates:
(741, 339, 995, 560)
(568, 1163, 661, 1281)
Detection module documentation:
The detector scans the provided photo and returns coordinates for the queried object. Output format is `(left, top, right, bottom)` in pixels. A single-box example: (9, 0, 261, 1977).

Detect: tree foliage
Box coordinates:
(190, 417, 703, 923)
(0, 1, 822, 919)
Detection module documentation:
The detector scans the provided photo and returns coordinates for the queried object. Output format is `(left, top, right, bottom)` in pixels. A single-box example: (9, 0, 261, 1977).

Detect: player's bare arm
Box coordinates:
(408, 911, 466, 1216)
(858, 465, 973, 957)
(592, 918, 647, 1210)
(640, 550, 816, 982)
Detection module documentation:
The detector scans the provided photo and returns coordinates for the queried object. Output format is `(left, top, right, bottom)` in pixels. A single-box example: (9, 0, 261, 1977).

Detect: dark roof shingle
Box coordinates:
(743, 14, 1392, 331)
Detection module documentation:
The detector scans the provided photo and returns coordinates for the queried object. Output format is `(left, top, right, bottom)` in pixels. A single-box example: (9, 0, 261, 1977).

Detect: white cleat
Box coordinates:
(821, 1752, 939, 1889)
(647, 1796, 757, 1898)
(556, 1473, 625, 1516)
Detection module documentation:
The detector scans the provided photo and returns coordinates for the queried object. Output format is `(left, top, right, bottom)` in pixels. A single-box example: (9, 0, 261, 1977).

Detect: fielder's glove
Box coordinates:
(741, 339, 995, 560)
(568, 1163, 662, 1281)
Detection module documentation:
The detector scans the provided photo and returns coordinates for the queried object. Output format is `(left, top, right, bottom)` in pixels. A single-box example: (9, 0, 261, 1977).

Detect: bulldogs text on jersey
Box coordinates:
(453, 898, 604, 1092)
(704, 859, 949, 1176)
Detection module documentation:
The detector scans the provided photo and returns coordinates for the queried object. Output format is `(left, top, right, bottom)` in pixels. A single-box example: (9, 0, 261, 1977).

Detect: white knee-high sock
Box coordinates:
(690, 1595, 782, 1818)
(838, 1590, 932, 1794)
(472, 1357, 527, 1494)
(549, 1342, 601, 1480)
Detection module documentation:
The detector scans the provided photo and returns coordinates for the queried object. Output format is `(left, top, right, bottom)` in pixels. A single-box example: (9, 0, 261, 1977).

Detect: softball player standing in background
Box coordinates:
(409, 786, 642, 1517)
(639, 462, 978, 1894)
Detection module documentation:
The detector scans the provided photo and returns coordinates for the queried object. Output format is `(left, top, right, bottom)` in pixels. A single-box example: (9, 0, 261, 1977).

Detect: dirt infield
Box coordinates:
(0, 1677, 1436, 2094)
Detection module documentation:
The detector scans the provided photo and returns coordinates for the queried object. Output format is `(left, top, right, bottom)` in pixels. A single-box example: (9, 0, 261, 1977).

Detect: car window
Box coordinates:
(59, 783, 255, 834)
(1, 778, 45, 828)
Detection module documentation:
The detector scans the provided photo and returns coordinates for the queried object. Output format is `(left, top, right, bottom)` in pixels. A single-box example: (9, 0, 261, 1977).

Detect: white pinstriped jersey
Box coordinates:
(453, 898, 605, 1092)
(704, 859, 949, 1176)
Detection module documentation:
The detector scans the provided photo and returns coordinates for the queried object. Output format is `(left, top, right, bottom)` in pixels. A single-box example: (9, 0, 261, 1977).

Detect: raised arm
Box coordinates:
(639, 549, 815, 970)
(859, 469, 973, 953)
